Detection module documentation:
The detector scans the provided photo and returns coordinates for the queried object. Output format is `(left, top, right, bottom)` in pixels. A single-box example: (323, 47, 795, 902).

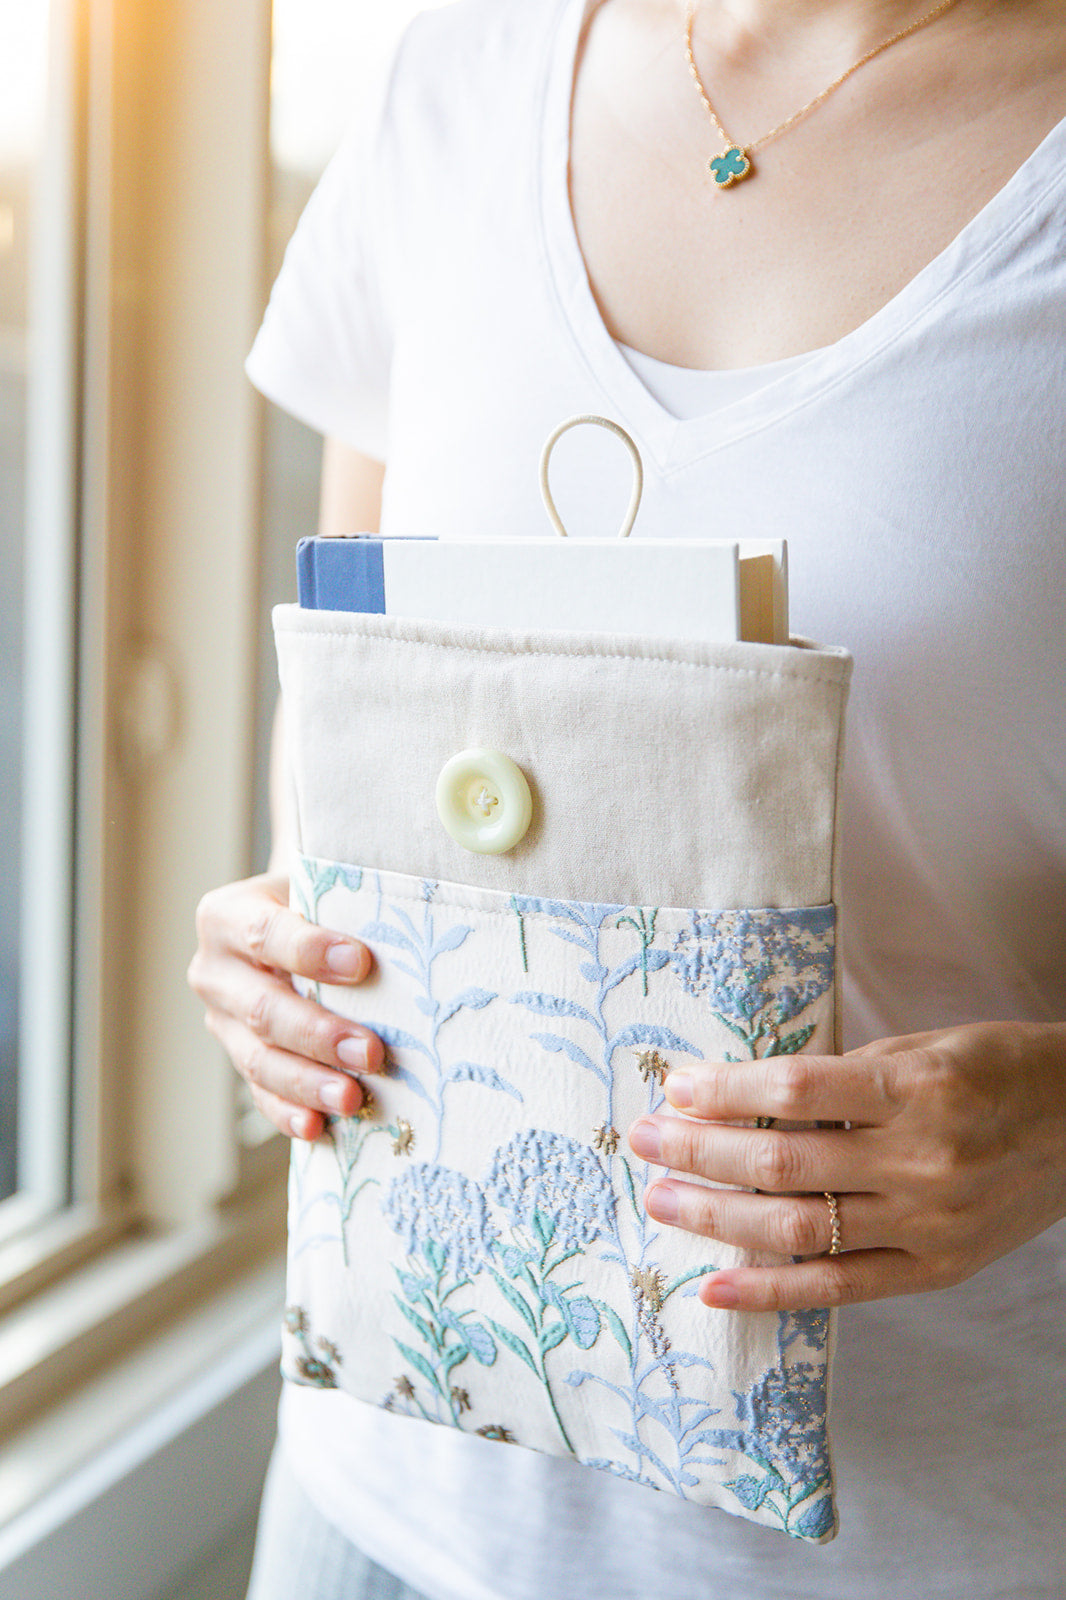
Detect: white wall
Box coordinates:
(0, 1324, 280, 1600)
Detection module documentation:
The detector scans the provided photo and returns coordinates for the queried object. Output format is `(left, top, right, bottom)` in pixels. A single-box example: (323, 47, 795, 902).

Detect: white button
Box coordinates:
(435, 748, 533, 854)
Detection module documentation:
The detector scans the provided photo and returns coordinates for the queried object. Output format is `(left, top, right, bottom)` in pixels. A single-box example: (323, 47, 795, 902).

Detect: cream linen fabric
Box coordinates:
(273, 608, 851, 910)
(273, 605, 852, 1543)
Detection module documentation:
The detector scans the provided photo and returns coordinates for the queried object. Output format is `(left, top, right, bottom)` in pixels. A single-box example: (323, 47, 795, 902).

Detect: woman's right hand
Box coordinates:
(188, 871, 384, 1141)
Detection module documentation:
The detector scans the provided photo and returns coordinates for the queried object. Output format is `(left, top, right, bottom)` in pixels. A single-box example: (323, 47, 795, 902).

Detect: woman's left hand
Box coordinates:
(627, 1020, 1066, 1312)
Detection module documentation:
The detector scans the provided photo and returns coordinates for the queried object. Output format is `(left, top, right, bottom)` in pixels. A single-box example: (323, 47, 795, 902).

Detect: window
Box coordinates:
(0, 0, 77, 1233)
(0, 0, 446, 1529)
(0, 0, 282, 1500)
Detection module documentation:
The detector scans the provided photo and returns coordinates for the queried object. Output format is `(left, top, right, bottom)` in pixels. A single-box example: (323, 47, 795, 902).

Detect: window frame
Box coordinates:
(0, 0, 287, 1497)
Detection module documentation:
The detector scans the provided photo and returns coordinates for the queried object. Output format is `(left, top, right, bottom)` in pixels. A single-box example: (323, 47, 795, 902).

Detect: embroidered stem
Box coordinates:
(510, 895, 529, 972)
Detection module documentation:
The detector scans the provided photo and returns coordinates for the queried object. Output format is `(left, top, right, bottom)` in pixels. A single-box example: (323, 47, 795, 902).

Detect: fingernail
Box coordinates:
(337, 1036, 369, 1071)
(646, 1183, 679, 1223)
(703, 1277, 740, 1308)
(326, 941, 366, 978)
(320, 1081, 348, 1112)
(665, 1072, 693, 1108)
(629, 1119, 661, 1161)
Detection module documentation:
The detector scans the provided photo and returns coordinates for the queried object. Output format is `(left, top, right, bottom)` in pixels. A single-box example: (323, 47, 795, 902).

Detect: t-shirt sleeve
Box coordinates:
(245, 47, 400, 460)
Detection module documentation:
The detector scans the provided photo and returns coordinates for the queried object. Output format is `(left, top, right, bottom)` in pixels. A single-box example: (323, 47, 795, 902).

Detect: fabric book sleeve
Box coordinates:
(273, 605, 852, 1543)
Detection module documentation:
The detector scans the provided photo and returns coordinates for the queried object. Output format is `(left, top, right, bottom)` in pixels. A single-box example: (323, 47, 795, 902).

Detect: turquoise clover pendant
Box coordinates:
(709, 145, 752, 188)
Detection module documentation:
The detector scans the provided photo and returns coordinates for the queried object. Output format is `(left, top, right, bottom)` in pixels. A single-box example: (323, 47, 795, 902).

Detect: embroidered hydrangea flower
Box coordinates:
(778, 1306, 831, 1355)
(671, 908, 834, 1033)
(483, 1129, 615, 1250)
(381, 1162, 496, 1281)
(705, 1362, 830, 1487)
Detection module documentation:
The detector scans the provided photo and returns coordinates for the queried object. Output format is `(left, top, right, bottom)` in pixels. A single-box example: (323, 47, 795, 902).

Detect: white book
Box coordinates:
(297, 536, 789, 646)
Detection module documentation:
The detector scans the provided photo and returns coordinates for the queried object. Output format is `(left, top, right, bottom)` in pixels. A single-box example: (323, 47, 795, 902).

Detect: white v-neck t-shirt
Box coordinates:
(247, 1, 1066, 1595)
(616, 343, 822, 419)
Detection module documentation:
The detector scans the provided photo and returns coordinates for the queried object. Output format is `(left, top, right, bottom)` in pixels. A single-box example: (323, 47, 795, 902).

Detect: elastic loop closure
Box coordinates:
(539, 414, 644, 539)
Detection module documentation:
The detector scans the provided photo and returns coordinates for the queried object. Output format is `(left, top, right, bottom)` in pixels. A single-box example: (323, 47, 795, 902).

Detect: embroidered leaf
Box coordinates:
(441, 1345, 470, 1376)
(532, 1208, 556, 1250)
(423, 1237, 445, 1275)
(519, 1263, 540, 1295)
(607, 1429, 676, 1482)
(388, 1064, 436, 1109)
(396, 1271, 430, 1303)
(438, 987, 496, 1025)
(360, 922, 419, 956)
(391, 905, 421, 942)
(579, 961, 608, 983)
(395, 1298, 438, 1350)
(528, 1033, 606, 1083)
(486, 1319, 539, 1376)
(727, 1474, 771, 1511)
(619, 1157, 642, 1222)
(792, 1496, 835, 1540)
(608, 1022, 700, 1056)
(716, 1014, 760, 1047)
(540, 1319, 568, 1356)
(544, 922, 600, 951)
(772, 1023, 817, 1057)
(510, 992, 598, 1027)
(497, 1246, 533, 1281)
(430, 923, 473, 958)
(599, 1301, 633, 1361)
(677, 1404, 722, 1439)
(550, 1246, 584, 1274)
(445, 1060, 523, 1101)
(389, 959, 426, 984)
(603, 948, 671, 995)
(488, 1268, 538, 1333)
(562, 1294, 601, 1350)
(651, 1350, 715, 1374)
(663, 1263, 718, 1302)
(413, 996, 437, 1017)
(782, 1471, 830, 1510)
(309, 862, 361, 899)
(365, 1023, 434, 1060)
(461, 1320, 497, 1366)
(394, 1340, 442, 1396)
(733, 1451, 787, 1492)
(602, 952, 642, 992)
(540, 1280, 564, 1315)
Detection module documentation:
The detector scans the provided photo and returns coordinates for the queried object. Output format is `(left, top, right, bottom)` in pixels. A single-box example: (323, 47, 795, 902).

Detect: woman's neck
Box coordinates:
(687, 0, 974, 69)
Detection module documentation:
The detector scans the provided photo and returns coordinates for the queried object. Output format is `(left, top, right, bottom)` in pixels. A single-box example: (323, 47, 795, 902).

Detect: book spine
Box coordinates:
(345, 541, 386, 614)
(296, 538, 387, 613)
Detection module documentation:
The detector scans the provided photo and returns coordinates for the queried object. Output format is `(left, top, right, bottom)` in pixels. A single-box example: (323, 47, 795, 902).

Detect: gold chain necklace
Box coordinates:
(684, 0, 962, 188)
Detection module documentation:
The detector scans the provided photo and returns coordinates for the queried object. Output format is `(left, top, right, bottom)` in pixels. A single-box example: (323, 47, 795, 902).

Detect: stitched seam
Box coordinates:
(278, 627, 850, 690)
(298, 861, 836, 926)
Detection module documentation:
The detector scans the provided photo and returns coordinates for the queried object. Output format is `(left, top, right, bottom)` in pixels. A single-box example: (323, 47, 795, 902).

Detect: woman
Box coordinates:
(189, 0, 1066, 1594)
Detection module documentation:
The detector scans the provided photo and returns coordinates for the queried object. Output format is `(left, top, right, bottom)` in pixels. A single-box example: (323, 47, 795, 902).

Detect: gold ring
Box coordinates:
(824, 1191, 843, 1255)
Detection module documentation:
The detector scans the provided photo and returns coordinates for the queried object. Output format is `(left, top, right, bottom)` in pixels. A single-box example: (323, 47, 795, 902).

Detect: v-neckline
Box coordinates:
(537, 0, 1066, 475)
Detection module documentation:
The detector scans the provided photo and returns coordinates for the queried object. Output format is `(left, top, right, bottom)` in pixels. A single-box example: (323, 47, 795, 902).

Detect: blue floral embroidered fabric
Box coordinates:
(284, 858, 839, 1543)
